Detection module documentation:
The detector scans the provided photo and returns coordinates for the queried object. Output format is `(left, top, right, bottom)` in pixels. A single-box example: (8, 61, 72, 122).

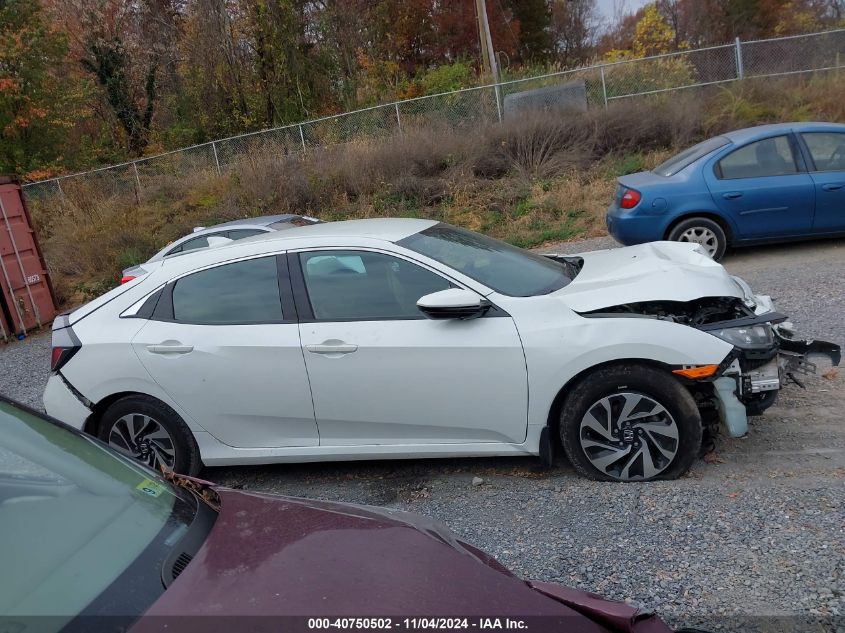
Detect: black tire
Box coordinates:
(99, 395, 202, 476)
(559, 364, 702, 482)
(666, 216, 727, 261)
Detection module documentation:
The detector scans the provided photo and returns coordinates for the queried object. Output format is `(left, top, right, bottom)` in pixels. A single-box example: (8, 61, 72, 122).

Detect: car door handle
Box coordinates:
(822, 183, 843, 191)
(147, 342, 194, 355)
(305, 341, 358, 355)
(722, 192, 744, 199)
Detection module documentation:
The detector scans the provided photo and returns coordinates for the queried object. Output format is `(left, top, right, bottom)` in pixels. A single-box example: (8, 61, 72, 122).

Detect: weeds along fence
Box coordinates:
(23, 28, 845, 204)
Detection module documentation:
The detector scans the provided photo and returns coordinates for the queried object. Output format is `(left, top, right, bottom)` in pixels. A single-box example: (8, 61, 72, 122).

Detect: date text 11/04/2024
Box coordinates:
(307, 618, 531, 630)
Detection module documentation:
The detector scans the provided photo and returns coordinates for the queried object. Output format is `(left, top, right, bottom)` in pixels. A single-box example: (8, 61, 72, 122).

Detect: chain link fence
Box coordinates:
(23, 28, 845, 203)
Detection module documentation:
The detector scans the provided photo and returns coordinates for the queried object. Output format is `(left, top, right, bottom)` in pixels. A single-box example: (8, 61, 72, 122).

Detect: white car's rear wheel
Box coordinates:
(559, 364, 702, 482)
(99, 395, 201, 475)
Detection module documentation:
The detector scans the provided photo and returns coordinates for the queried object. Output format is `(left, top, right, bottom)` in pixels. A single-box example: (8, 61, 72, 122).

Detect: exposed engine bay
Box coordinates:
(579, 296, 755, 326)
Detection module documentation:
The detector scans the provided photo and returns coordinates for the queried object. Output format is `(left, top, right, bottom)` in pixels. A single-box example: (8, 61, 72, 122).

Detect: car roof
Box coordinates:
(149, 218, 438, 277)
(238, 217, 438, 245)
(724, 122, 845, 144)
(210, 214, 306, 229)
(145, 214, 310, 265)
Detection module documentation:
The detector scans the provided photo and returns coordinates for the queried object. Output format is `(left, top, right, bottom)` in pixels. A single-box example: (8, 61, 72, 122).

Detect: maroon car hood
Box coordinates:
(135, 489, 671, 633)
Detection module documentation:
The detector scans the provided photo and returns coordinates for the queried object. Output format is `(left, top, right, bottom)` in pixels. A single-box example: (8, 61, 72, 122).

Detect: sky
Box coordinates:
(594, 0, 652, 30)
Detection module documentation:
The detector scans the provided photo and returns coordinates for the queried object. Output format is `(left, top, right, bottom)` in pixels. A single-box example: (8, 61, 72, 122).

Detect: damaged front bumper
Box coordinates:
(704, 318, 841, 437)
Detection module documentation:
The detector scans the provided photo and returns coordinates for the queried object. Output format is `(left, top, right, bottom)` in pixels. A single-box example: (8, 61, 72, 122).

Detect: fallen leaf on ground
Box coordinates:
(821, 369, 837, 380)
(703, 451, 725, 464)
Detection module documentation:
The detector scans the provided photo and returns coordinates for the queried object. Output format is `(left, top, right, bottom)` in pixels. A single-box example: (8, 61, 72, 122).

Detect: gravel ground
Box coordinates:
(1, 237, 843, 631)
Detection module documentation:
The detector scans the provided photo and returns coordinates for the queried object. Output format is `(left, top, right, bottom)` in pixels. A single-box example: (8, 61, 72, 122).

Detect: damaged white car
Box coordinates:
(43, 219, 840, 482)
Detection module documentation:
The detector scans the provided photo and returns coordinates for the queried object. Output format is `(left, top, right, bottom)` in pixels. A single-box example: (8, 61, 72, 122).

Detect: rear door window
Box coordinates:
(171, 256, 283, 324)
(716, 136, 799, 179)
(801, 132, 845, 172)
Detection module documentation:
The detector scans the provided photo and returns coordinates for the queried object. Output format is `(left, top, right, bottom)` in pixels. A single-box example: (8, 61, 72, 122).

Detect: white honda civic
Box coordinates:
(43, 219, 839, 481)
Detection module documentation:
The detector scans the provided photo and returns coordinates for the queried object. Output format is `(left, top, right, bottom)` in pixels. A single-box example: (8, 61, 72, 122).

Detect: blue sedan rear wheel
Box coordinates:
(667, 217, 727, 260)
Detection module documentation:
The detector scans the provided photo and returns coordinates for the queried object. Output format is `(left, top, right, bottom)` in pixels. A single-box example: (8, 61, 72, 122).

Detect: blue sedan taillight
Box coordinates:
(620, 188, 642, 209)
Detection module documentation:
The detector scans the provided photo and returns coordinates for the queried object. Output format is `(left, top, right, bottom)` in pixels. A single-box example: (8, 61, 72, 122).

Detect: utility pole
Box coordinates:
(476, 0, 491, 76)
(475, 0, 503, 122)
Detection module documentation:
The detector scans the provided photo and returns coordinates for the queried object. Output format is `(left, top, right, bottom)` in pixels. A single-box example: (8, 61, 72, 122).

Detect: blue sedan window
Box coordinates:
(716, 136, 798, 179)
(801, 132, 845, 172)
(654, 136, 729, 176)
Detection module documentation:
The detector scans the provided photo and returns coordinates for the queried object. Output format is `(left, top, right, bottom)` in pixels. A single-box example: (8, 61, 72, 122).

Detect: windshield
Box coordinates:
(653, 136, 730, 176)
(0, 401, 198, 631)
(398, 224, 573, 297)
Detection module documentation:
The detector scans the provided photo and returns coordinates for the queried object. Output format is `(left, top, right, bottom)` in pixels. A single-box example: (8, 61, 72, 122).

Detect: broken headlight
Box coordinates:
(710, 324, 774, 349)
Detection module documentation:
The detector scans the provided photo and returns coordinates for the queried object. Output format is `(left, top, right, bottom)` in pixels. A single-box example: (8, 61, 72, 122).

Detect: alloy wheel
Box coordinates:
(678, 226, 718, 257)
(579, 392, 679, 481)
(108, 413, 176, 470)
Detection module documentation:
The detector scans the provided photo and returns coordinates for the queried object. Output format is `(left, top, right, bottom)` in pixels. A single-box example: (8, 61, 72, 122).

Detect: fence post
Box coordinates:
(211, 141, 221, 175)
(131, 162, 142, 205)
(55, 178, 64, 198)
(600, 65, 609, 109)
(132, 162, 142, 190)
(735, 37, 744, 80)
(493, 84, 503, 123)
(298, 124, 307, 154)
(395, 103, 402, 132)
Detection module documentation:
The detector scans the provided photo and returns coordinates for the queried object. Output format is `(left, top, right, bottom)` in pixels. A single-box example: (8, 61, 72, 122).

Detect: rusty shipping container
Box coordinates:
(0, 177, 57, 341)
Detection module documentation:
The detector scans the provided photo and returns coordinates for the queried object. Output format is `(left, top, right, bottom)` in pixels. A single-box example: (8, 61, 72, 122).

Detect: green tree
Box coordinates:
(81, 38, 157, 156)
(506, 0, 553, 62)
(249, 1, 315, 124)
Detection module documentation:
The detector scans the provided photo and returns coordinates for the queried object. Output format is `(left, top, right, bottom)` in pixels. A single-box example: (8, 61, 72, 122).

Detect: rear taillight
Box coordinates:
(620, 188, 642, 209)
(51, 320, 81, 373)
(121, 275, 136, 284)
(51, 347, 76, 372)
(51, 346, 80, 372)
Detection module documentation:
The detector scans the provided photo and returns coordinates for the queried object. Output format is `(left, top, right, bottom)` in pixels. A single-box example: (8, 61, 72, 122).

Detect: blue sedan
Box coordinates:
(606, 122, 845, 259)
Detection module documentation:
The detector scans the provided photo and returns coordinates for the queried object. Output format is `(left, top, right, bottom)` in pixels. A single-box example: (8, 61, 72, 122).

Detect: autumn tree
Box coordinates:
(176, 0, 255, 141)
(550, 0, 597, 66)
(631, 3, 676, 56)
(652, 0, 835, 45)
(0, 0, 82, 177)
(54, 0, 183, 156)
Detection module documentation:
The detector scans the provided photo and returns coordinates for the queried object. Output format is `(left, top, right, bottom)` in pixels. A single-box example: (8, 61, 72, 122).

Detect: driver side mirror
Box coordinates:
(417, 289, 490, 320)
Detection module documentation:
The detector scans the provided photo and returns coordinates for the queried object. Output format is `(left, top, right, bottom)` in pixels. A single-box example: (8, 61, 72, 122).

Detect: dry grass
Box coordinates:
(28, 73, 845, 304)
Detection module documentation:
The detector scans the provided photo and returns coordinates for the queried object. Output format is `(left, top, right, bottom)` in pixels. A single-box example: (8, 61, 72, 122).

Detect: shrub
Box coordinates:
(28, 73, 844, 306)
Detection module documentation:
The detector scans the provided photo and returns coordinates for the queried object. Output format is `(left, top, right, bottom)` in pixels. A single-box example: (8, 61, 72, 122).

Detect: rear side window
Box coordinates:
(801, 132, 845, 172)
(172, 257, 282, 324)
(653, 136, 730, 177)
(300, 250, 451, 320)
(226, 228, 267, 240)
(166, 235, 212, 256)
(716, 136, 798, 179)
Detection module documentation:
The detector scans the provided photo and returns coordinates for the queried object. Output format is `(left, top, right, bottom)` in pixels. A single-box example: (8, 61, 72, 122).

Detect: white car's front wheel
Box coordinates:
(559, 364, 702, 482)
